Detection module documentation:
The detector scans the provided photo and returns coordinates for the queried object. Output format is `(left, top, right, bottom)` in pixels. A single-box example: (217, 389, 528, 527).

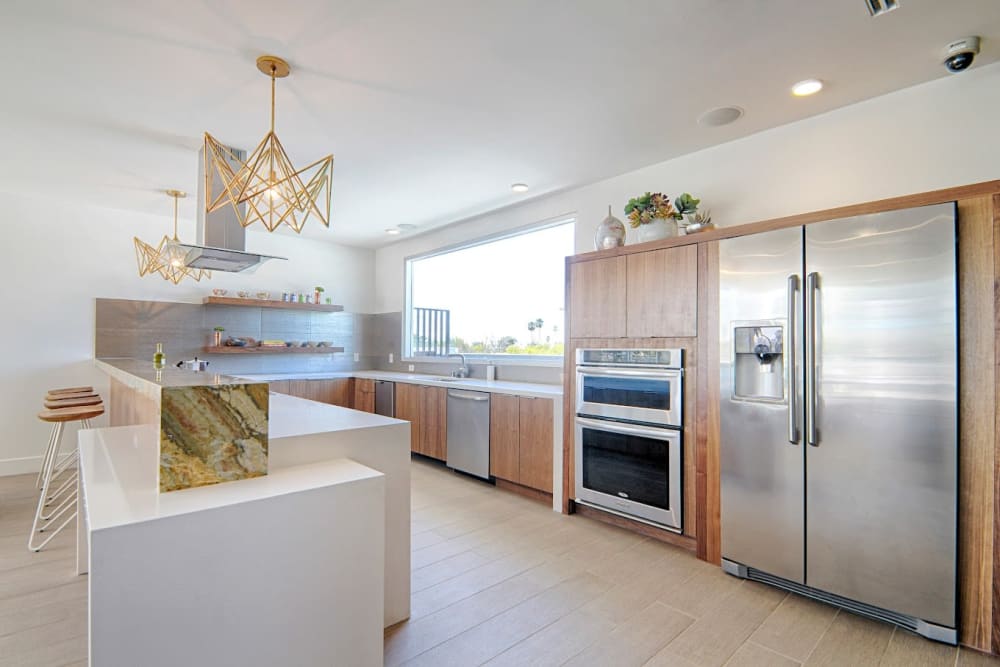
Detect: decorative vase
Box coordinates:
(635, 217, 677, 243)
(213, 331, 223, 346)
(594, 205, 626, 250)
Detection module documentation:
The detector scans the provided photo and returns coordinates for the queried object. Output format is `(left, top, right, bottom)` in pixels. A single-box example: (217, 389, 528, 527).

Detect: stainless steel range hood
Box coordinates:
(183, 144, 286, 273)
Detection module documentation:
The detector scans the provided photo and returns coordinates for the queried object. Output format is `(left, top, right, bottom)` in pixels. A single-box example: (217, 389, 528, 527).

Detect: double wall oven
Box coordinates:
(574, 348, 684, 532)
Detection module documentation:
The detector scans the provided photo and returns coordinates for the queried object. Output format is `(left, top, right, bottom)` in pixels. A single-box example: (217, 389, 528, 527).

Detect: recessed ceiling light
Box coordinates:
(697, 106, 744, 127)
(511, 183, 529, 193)
(792, 79, 824, 96)
(385, 228, 401, 235)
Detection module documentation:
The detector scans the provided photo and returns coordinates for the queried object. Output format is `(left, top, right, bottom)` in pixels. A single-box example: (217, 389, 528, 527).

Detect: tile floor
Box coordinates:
(1, 459, 998, 666)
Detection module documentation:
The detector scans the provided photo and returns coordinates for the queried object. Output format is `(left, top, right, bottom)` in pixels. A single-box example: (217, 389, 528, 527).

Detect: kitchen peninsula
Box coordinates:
(86, 358, 411, 644)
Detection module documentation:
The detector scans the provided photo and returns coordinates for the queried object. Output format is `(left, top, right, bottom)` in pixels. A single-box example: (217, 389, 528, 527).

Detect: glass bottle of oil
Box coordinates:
(153, 342, 166, 369)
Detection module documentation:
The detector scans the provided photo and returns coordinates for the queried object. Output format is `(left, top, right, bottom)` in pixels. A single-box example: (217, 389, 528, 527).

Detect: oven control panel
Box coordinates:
(576, 348, 683, 369)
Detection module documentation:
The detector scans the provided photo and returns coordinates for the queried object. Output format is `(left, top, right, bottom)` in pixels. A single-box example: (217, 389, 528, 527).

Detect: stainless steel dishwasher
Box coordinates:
(446, 389, 490, 479)
(374, 380, 394, 417)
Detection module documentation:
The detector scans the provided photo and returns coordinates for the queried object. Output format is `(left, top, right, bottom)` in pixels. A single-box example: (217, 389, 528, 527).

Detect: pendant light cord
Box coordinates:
(270, 65, 276, 134)
(172, 193, 179, 241)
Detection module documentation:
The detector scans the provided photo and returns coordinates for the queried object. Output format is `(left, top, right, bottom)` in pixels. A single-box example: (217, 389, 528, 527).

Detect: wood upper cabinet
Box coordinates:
(489, 394, 520, 482)
(489, 394, 553, 494)
(569, 256, 627, 338)
(626, 245, 698, 338)
(396, 383, 447, 461)
(518, 397, 553, 493)
(354, 378, 375, 413)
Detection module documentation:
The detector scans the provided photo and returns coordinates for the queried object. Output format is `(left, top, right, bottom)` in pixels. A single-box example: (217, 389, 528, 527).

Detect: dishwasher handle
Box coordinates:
(447, 389, 490, 401)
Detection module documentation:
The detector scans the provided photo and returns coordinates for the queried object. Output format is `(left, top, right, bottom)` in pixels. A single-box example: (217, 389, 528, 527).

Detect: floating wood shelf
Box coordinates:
(202, 296, 343, 312)
(203, 346, 346, 355)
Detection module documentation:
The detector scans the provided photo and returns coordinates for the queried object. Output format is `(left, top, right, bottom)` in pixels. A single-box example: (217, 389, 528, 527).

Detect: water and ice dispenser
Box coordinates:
(732, 324, 785, 402)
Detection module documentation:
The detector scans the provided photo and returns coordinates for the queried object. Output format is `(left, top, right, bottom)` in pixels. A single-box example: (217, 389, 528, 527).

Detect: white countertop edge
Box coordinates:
(235, 370, 563, 398)
(80, 425, 384, 531)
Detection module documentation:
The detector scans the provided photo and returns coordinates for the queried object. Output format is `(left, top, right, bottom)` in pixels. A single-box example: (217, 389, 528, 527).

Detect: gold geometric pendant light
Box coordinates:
(204, 55, 333, 234)
(134, 190, 211, 284)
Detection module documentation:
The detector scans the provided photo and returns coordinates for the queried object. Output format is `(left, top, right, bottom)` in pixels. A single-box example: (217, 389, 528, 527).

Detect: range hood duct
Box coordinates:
(182, 144, 286, 273)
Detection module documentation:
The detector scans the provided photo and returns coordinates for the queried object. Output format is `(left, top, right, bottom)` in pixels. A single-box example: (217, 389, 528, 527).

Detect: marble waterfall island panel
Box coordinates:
(159, 384, 270, 492)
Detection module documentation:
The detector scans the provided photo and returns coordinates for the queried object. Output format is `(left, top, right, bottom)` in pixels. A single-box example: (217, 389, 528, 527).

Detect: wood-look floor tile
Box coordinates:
(725, 641, 800, 666)
(957, 647, 1000, 665)
(0, 633, 87, 667)
(565, 600, 694, 667)
(660, 581, 787, 667)
(582, 550, 701, 624)
(484, 607, 615, 667)
(404, 571, 612, 666)
(803, 612, 893, 666)
(880, 629, 957, 667)
(749, 593, 837, 662)
(656, 565, 744, 619)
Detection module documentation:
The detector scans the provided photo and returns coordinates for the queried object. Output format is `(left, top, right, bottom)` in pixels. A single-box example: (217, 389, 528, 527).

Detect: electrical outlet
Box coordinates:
(389, 353, 394, 364)
(353, 352, 360, 362)
(408, 364, 415, 372)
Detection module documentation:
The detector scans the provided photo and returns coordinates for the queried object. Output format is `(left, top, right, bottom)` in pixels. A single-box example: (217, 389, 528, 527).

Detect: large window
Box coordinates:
(405, 218, 575, 362)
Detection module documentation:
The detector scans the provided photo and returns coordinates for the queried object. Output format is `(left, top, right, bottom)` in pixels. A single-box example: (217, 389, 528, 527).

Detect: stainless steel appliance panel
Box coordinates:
(446, 389, 491, 479)
(720, 226, 806, 583)
(576, 366, 683, 427)
(804, 204, 957, 626)
(374, 380, 394, 417)
(574, 416, 682, 531)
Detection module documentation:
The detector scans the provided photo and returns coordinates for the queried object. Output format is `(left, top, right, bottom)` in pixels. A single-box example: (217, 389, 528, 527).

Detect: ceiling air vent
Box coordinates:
(865, 0, 899, 16)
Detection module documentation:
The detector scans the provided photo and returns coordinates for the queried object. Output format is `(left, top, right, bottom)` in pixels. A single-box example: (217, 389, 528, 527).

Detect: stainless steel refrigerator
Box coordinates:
(719, 203, 958, 643)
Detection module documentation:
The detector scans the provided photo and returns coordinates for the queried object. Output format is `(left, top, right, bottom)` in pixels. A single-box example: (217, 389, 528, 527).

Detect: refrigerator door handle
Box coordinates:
(787, 274, 800, 444)
(806, 271, 819, 447)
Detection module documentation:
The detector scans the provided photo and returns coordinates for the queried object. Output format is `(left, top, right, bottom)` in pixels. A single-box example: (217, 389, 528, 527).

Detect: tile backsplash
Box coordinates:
(95, 299, 562, 385)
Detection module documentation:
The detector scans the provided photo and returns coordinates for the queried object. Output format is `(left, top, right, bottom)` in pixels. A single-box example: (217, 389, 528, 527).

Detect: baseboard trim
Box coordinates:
(0, 455, 44, 477)
(495, 478, 552, 506)
(572, 502, 697, 552)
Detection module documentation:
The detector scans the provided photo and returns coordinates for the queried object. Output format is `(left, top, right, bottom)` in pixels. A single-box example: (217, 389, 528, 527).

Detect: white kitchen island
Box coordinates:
(78, 424, 386, 666)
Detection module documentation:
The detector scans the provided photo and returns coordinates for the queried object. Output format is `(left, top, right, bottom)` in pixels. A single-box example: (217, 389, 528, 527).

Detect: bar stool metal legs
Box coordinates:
(29, 401, 103, 553)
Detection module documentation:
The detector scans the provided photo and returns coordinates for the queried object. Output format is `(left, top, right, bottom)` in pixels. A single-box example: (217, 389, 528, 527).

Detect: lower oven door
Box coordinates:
(575, 416, 682, 532)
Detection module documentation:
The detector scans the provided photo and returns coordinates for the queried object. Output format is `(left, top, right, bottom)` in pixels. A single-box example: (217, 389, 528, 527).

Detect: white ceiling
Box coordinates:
(1, 0, 998, 247)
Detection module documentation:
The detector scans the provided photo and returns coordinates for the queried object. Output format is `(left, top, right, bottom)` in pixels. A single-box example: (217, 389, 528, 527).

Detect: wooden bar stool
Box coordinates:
(47, 386, 94, 396)
(29, 403, 104, 552)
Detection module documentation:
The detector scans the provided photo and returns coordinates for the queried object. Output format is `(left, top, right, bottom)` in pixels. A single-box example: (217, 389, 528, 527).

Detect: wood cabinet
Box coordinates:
(280, 378, 354, 408)
(268, 380, 290, 395)
(626, 245, 698, 337)
(569, 256, 626, 338)
(569, 247, 698, 339)
(489, 394, 553, 494)
(396, 383, 447, 461)
(354, 378, 375, 413)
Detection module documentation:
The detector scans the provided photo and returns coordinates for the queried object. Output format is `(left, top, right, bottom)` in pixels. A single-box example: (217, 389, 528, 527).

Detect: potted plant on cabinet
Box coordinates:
(624, 192, 700, 243)
(213, 326, 225, 347)
(314, 286, 325, 304)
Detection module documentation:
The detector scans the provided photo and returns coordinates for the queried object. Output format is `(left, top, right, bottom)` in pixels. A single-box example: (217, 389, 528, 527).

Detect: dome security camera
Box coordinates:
(943, 36, 980, 73)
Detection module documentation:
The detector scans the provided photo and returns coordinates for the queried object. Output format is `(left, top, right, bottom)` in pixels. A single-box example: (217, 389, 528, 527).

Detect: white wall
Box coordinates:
(374, 61, 1000, 313)
(0, 192, 374, 474)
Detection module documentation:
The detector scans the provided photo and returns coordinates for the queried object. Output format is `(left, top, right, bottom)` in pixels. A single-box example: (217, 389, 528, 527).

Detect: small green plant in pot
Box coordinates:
(314, 286, 325, 305)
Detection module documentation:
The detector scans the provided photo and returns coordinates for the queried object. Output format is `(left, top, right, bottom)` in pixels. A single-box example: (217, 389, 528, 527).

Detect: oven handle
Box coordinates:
(576, 367, 682, 379)
(576, 416, 678, 441)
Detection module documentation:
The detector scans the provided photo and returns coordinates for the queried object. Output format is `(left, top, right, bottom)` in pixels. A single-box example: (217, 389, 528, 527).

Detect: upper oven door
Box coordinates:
(576, 366, 682, 427)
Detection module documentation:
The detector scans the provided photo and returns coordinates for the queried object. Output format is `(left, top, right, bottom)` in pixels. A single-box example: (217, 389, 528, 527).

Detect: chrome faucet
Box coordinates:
(449, 353, 470, 378)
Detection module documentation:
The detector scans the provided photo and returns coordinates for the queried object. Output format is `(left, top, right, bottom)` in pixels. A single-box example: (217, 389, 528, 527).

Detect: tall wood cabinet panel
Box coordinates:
(626, 245, 698, 337)
(518, 397, 554, 493)
(420, 386, 448, 461)
(490, 394, 520, 481)
(569, 256, 627, 338)
(354, 378, 375, 413)
(395, 383, 422, 454)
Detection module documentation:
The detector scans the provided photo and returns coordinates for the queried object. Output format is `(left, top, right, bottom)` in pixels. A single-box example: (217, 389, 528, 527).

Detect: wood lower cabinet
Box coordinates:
(489, 394, 553, 494)
(489, 394, 520, 481)
(354, 378, 375, 413)
(280, 378, 354, 408)
(396, 383, 447, 461)
(268, 380, 290, 395)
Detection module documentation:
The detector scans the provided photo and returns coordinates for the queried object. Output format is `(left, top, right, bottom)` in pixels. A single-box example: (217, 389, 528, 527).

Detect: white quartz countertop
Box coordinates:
(96, 358, 265, 390)
(235, 370, 563, 399)
(79, 424, 382, 531)
(268, 391, 407, 438)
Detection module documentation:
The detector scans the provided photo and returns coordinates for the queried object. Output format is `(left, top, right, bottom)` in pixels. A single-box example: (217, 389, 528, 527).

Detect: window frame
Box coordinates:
(402, 214, 576, 366)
